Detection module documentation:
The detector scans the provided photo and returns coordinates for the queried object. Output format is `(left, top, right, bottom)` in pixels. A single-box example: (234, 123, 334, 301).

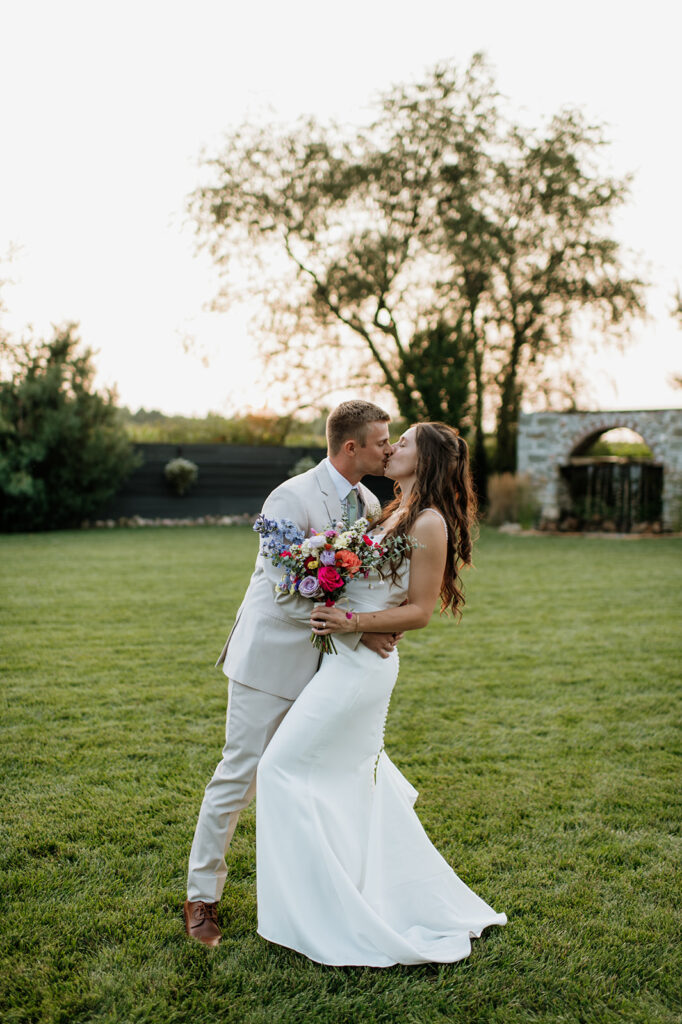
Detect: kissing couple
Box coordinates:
(184, 400, 506, 966)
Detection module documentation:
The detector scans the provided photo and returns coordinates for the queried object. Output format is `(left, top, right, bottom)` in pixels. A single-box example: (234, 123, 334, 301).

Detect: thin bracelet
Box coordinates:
(354, 612, 360, 632)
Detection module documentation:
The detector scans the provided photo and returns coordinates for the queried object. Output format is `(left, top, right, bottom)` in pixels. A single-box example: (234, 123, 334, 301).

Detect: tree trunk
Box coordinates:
(472, 428, 489, 509)
(466, 290, 488, 506)
(495, 335, 523, 473)
(471, 339, 488, 507)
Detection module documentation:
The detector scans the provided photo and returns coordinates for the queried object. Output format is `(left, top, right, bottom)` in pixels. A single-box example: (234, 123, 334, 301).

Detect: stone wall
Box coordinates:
(517, 409, 682, 530)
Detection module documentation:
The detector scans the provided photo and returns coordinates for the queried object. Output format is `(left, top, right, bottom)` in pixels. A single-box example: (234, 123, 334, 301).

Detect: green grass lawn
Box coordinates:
(1, 526, 680, 1024)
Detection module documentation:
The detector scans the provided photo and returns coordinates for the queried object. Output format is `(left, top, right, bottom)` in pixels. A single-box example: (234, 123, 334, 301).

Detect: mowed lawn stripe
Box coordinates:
(1, 526, 680, 1024)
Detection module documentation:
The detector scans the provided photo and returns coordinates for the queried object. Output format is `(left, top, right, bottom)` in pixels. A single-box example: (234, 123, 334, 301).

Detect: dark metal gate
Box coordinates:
(558, 460, 663, 531)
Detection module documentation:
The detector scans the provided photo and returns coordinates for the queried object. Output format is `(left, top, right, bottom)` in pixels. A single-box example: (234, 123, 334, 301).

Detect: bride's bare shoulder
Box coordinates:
(415, 507, 448, 533)
(412, 508, 448, 549)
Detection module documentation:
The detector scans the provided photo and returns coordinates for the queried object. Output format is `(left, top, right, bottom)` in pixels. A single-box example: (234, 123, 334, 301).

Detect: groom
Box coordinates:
(184, 400, 399, 946)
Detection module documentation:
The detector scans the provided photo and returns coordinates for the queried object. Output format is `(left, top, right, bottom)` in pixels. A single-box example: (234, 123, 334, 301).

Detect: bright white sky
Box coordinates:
(1, 0, 680, 418)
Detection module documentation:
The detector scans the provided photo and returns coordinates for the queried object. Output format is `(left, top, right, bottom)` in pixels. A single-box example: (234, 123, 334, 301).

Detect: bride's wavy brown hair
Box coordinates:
(377, 422, 478, 618)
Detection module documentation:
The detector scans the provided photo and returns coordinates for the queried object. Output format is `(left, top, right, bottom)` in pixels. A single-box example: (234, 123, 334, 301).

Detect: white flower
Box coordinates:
(333, 532, 353, 549)
(306, 534, 327, 550)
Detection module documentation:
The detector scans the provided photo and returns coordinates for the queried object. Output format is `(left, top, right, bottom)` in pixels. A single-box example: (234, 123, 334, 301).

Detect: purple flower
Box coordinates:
(298, 575, 323, 599)
(319, 549, 337, 566)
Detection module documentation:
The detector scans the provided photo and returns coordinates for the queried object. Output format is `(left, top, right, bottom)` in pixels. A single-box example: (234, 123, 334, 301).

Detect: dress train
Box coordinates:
(256, 638, 506, 967)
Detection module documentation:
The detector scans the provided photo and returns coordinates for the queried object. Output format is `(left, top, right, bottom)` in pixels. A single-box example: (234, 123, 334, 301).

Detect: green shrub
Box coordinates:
(287, 454, 318, 477)
(0, 323, 140, 531)
(164, 457, 198, 495)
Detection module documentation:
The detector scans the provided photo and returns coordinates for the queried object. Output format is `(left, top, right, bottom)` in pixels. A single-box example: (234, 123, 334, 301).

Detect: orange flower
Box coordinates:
(335, 549, 362, 575)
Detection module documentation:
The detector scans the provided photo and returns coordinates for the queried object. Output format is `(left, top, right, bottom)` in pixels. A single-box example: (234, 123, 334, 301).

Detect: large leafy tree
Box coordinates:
(0, 323, 140, 531)
(190, 55, 646, 479)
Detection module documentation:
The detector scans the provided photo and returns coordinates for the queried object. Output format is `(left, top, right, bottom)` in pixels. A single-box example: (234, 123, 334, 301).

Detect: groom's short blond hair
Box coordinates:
(326, 401, 391, 455)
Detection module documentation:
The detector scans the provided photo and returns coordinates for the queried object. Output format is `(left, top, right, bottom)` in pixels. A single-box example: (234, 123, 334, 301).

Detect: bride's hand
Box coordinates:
(310, 603, 354, 635)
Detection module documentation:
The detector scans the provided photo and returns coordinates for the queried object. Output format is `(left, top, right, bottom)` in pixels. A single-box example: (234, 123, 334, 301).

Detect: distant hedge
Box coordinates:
(120, 408, 327, 447)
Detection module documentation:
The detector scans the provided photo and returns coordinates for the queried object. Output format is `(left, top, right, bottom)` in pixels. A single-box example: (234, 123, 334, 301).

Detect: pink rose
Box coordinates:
(317, 566, 344, 592)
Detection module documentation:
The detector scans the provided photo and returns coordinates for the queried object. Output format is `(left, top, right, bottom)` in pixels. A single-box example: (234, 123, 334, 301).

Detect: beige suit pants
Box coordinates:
(187, 679, 293, 903)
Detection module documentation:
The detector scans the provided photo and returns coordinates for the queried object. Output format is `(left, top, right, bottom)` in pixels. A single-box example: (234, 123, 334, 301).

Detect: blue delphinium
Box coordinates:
(253, 515, 305, 559)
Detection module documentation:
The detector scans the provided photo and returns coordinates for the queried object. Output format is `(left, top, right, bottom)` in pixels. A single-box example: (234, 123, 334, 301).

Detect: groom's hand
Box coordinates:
(360, 631, 404, 659)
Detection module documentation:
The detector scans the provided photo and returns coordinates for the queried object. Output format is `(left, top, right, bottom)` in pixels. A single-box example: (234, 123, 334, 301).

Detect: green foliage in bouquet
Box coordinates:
(0, 323, 141, 531)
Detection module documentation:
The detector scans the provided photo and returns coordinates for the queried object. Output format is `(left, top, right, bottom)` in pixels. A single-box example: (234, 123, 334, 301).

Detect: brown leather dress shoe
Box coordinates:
(183, 900, 221, 947)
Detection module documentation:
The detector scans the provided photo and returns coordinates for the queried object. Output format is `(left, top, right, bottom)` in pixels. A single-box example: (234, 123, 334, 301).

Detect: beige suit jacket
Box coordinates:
(216, 461, 381, 700)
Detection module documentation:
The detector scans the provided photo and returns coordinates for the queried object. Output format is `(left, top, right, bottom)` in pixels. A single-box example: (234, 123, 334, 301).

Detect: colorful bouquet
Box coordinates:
(254, 513, 414, 653)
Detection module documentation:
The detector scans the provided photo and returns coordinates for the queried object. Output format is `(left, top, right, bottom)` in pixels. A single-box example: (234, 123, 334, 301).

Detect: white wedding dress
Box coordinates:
(256, 528, 507, 966)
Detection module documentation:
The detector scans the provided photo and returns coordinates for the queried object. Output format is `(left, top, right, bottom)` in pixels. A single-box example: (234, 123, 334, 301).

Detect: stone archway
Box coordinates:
(517, 409, 682, 530)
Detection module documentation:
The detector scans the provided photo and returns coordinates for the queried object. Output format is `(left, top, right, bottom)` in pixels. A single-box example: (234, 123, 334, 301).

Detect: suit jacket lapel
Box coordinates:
(314, 462, 344, 526)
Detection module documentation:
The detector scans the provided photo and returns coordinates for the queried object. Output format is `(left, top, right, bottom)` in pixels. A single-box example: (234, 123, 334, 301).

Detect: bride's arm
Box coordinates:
(311, 514, 448, 636)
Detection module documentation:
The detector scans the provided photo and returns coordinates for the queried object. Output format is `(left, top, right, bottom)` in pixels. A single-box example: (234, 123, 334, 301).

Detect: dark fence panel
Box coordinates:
(558, 461, 663, 532)
(100, 444, 395, 518)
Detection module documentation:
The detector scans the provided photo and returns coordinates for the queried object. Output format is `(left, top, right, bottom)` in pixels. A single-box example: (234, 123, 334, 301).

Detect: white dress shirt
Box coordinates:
(323, 458, 358, 504)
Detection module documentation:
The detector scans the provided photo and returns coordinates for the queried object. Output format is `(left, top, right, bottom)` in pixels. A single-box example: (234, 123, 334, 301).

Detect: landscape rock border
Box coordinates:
(82, 514, 259, 529)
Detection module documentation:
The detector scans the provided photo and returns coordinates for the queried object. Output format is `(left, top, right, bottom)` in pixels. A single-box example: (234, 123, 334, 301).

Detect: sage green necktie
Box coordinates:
(346, 488, 359, 525)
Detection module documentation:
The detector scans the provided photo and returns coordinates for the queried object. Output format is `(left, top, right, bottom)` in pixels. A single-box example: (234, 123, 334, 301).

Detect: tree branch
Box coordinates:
(282, 232, 401, 393)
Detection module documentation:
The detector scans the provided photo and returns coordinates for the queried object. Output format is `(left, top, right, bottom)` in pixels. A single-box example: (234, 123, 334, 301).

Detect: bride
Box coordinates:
(256, 421, 507, 967)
